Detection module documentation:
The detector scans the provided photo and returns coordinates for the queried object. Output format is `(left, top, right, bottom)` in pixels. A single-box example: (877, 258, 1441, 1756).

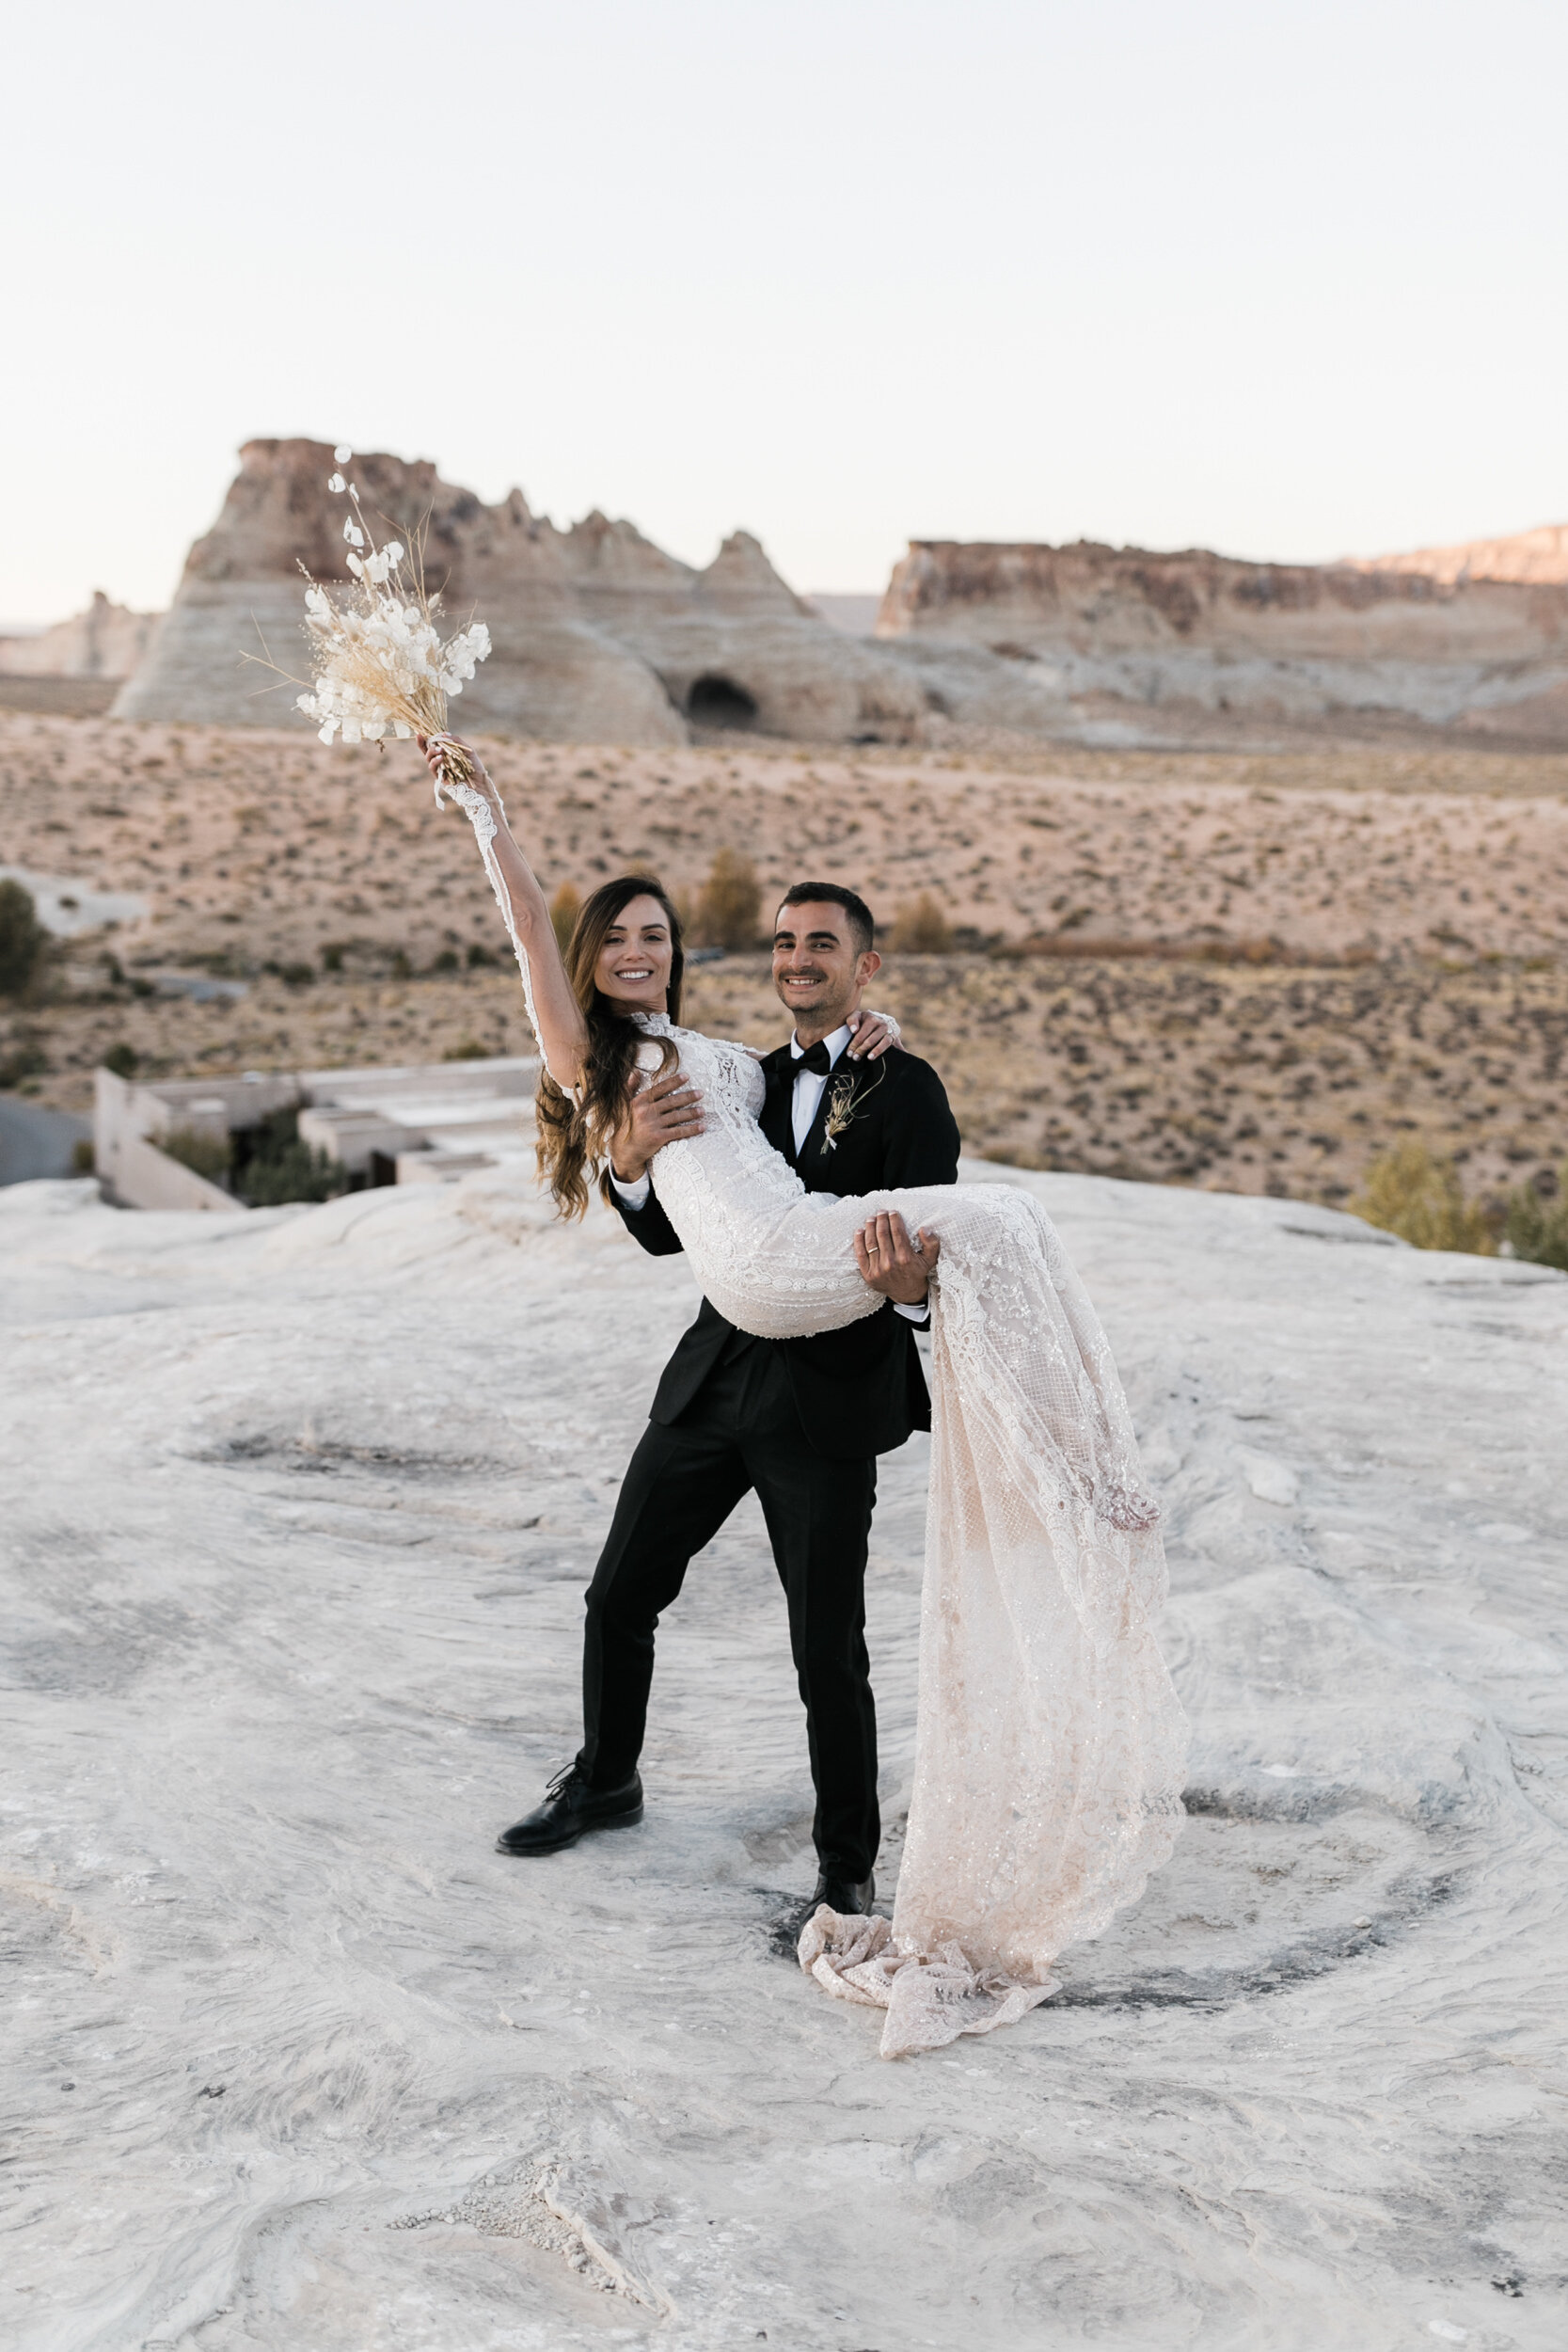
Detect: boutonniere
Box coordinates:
(819, 1060, 886, 1152)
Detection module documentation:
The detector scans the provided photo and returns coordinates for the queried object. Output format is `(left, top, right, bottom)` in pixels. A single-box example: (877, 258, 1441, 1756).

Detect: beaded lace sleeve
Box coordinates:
(432, 763, 565, 1084)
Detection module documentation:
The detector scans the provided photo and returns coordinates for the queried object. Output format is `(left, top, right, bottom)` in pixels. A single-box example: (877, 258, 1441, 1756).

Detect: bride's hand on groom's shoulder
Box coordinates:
(846, 1009, 901, 1059)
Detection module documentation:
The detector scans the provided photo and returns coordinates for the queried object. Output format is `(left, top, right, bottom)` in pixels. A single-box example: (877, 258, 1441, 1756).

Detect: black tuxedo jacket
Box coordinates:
(611, 1041, 961, 1460)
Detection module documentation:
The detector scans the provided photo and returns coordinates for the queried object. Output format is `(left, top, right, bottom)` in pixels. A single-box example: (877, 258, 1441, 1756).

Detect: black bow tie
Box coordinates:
(792, 1039, 838, 1076)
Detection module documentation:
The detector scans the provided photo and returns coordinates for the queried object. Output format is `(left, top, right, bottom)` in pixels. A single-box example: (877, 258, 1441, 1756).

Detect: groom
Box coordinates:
(497, 882, 961, 1918)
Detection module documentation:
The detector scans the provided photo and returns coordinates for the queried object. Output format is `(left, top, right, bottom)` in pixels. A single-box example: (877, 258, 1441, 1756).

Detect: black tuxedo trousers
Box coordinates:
(581, 1042, 960, 1885)
(577, 1331, 880, 1883)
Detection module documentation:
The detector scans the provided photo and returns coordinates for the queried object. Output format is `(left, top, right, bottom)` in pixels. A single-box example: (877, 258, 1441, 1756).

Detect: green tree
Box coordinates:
(160, 1126, 232, 1184)
(0, 879, 47, 996)
(1351, 1139, 1493, 1255)
(234, 1107, 348, 1207)
(242, 1140, 346, 1206)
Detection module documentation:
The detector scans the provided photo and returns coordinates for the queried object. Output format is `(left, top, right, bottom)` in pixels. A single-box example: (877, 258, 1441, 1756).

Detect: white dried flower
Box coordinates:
(327, 472, 346, 495)
(292, 507, 491, 756)
(334, 444, 353, 463)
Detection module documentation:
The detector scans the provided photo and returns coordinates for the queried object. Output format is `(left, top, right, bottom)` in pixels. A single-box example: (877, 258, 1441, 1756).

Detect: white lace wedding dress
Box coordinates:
(450, 774, 1189, 2059)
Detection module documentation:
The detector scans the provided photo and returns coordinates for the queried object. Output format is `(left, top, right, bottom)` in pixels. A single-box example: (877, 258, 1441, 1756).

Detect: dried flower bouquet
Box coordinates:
(285, 448, 492, 785)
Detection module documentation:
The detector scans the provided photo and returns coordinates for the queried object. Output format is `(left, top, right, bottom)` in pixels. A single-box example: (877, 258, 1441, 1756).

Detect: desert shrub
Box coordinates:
(242, 1142, 345, 1206)
(442, 1038, 488, 1061)
(549, 882, 582, 956)
(321, 942, 345, 973)
(894, 892, 955, 953)
(160, 1125, 232, 1184)
(466, 940, 499, 968)
(1351, 1138, 1493, 1254)
(71, 1138, 95, 1175)
(103, 1041, 139, 1079)
(233, 1107, 347, 1208)
(0, 1038, 49, 1088)
(695, 849, 761, 949)
(1506, 1162, 1568, 1272)
(263, 959, 315, 988)
(431, 947, 460, 974)
(0, 879, 47, 997)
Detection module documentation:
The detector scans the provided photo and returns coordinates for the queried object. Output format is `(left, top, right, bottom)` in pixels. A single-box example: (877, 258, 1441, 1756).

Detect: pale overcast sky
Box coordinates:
(4, 0, 1564, 620)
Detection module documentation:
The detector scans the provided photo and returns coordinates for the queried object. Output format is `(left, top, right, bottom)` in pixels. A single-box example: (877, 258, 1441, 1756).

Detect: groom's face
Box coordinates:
(771, 900, 881, 1039)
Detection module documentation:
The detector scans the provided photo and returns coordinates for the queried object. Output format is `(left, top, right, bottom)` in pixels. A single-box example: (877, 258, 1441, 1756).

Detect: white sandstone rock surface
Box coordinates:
(3, 1163, 1565, 2349)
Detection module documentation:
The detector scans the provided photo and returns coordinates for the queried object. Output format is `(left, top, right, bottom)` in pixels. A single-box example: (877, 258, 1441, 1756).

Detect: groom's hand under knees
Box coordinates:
(610, 1068, 705, 1183)
(854, 1209, 939, 1305)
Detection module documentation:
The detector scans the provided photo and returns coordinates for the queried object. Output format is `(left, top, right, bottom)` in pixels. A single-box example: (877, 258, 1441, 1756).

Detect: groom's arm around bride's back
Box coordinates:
(870, 1050, 961, 1193)
(610, 1181, 685, 1257)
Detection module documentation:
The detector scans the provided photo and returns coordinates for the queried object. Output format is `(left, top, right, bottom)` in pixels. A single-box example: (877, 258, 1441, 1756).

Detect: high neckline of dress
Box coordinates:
(631, 1010, 673, 1035)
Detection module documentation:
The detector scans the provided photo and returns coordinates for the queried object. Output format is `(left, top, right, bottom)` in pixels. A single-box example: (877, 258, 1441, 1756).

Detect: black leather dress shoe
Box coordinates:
(795, 1870, 876, 1933)
(496, 1765, 643, 1855)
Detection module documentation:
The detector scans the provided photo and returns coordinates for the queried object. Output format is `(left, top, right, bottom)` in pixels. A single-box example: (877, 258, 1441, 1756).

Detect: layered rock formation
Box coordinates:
(113, 440, 925, 746)
(875, 534, 1568, 745)
(1347, 519, 1568, 585)
(94, 447, 1568, 749)
(559, 515, 925, 743)
(0, 592, 162, 678)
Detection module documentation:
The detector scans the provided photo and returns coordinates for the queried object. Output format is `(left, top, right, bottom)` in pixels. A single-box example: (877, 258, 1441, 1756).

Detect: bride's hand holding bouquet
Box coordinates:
(418, 729, 500, 815)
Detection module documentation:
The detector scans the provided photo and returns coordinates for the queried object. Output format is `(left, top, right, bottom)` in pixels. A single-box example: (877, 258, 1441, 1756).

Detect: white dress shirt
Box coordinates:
(785, 1020, 854, 1153)
(611, 1022, 927, 1318)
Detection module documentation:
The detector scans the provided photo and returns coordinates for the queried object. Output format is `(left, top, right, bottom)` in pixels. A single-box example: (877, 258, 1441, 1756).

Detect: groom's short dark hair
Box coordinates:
(776, 881, 876, 954)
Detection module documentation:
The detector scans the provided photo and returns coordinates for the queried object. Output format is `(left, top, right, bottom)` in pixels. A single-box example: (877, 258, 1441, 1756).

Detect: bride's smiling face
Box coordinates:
(594, 895, 673, 1014)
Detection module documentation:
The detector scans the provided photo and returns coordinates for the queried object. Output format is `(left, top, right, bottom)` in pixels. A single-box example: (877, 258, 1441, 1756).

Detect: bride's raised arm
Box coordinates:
(419, 733, 589, 1091)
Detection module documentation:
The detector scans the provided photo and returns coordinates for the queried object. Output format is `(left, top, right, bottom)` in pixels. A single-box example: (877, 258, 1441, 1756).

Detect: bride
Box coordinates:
(423, 733, 1188, 2058)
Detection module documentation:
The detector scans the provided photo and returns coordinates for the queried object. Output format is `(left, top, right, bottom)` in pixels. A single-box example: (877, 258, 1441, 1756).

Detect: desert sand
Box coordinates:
(3, 1160, 1564, 2347)
(3, 712, 1567, 1205)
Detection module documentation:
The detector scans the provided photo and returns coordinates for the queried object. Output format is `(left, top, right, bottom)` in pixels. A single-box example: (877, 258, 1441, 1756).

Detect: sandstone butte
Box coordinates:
(109, 438, 928, 749)
(17, 442, 1568, 749)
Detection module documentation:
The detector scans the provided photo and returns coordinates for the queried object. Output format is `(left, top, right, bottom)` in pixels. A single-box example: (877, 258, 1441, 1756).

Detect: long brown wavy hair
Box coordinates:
(535, 875, 685, 1217)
